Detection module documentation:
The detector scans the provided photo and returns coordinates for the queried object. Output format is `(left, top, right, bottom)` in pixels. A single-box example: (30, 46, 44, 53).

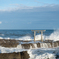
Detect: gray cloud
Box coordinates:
(0, 4, 33, 12)
(0, 4, 59, 12)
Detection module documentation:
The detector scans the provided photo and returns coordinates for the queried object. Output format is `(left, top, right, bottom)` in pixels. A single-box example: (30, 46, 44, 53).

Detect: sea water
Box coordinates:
(0, 29, 59, 41)
(0, 30, 54, 40)
(0, 29, 59, 59)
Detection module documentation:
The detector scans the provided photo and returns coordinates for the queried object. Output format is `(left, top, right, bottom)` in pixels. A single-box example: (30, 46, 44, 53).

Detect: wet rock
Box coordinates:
(0, 39, 19, 47)
(0, 51, 29, 59)
(0, 39, 59, 48)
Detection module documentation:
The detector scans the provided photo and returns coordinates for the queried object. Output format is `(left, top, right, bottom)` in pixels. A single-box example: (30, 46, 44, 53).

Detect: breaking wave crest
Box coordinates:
(45, 30, 59, 41)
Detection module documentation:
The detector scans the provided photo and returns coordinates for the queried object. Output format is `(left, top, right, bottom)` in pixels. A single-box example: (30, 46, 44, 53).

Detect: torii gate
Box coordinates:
(31, 30, 46, 42)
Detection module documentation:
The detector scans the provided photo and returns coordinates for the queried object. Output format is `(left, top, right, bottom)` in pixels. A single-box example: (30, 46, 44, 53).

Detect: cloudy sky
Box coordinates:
(0, 0, 59, 29)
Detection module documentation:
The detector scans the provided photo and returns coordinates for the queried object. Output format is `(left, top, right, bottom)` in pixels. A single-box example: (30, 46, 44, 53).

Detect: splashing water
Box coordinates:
(0, 30, 59, 42)
(45, 30, 59, 41)
(27, 48, 57, 59)
(17, 44, 22, 49)
(0, 30, 59, 59)
(33, 44, 38, 48)
(40, 43, 52, 48)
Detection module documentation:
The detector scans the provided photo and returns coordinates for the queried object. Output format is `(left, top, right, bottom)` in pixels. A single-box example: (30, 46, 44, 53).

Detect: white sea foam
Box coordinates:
(0, 30, 59, 42)
(17, 44, 22, 49)
(0, 37, 3, 39)
(18, 29, 59, 41)
(0, 46, 59, 59)
(28, 47, 59, 59)
(0, 30, 59, 59)
(17, 36, 33, 41)
(0, 46, 28, 53)
(45, 30, 59, 41)
(40, 43, 52, 48)
(0, 44, 59, 59)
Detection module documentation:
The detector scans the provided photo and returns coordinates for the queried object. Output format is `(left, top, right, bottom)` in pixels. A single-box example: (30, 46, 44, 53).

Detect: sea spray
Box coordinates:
(30, 45, 32, 49)
(0, 30, 59, 59)
(0, 30, 59, 42)
(33, 44, 37, 48)
(27, 48, 57, 59)
(16, 41, 59, 49)
(17, 44, 22, 49)
(40, 43, 52, 48)
(45, 30, 59, 41)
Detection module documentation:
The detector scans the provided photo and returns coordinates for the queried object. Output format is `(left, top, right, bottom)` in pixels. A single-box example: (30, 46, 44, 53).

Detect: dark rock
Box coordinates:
(0, 51, 29, 59)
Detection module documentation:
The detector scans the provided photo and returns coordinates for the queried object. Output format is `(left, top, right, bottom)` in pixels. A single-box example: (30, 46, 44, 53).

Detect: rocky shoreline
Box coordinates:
(0, 39, 59, 48)
(0, 39, 59, 59)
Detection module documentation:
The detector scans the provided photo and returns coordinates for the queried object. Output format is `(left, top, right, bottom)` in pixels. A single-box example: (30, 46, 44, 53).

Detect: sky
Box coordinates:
(0, 0, 59, 29)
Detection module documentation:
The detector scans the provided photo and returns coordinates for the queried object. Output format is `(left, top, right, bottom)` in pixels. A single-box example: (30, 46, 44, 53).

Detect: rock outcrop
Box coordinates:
(0, 51, 29, 59)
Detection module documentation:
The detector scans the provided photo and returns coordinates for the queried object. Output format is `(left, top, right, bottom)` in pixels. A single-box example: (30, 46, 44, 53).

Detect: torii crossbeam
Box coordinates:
(31, 30, 46, 42)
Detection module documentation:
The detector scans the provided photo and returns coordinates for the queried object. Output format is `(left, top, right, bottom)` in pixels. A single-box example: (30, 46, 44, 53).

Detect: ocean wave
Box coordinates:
(0, 34, 4, 36)
(0, 30, 59, 41)
(45, 30, 59, 41)
(28, 47, 59, 59)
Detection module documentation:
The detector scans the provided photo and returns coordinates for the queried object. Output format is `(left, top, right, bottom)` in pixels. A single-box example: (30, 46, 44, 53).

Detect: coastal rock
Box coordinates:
(0, 51, 29, 59)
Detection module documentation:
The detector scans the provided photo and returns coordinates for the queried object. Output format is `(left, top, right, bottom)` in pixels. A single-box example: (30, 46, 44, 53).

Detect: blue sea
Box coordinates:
(0, 30, 54, 39)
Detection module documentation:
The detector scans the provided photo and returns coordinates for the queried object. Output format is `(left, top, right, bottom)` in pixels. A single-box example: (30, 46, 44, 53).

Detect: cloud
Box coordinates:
(34, 0, 40, 3)
(0, 21, 2, 24)
(10, 4, 20, 6)
(0, 4, 59, 12)
(31, 4, 59, 12)
(0, 4, 33, 12)
(34, 0, 47, 4)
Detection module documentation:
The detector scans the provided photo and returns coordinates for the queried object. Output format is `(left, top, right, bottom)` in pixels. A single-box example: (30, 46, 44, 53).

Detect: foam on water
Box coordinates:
(40, 43, 52, 48)
(17, 36, 33, 41)
(0, 37, 3, 39)
(16, 30, 59, 41)
(0, 30, 59, 42)
(28, 47, 59, 59)
(0, 42, 58, 53)
(17, 44, 22, 49)
(0, 43, 59, 59)
(45, 30, 59, 41)
(0, 46, 28, 53)
(35, 34, 44, 40)
(0, 30, 59, 59)
(33, 44, 37, 48)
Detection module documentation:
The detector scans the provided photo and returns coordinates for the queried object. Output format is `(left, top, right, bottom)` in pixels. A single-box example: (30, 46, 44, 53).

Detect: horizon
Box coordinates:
(0, 29, 58, 30)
